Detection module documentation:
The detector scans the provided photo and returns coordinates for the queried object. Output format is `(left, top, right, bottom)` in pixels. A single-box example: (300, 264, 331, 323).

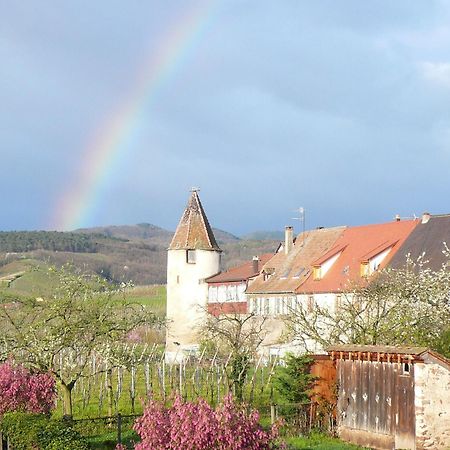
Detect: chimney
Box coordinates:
(285, 226, 294, 255)
(395, 214, 401, 222)
(252, 256, 259, 274)
(421, 212, 431, 224)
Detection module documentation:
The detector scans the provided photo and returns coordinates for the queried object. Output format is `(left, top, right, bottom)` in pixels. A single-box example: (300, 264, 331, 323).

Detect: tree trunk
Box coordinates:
(61, 382, 74, 419)
(107, 368, 114, 418)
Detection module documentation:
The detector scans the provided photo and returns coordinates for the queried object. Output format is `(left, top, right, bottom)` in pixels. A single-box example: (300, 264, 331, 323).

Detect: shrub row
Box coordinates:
(0, 412, 89, 450)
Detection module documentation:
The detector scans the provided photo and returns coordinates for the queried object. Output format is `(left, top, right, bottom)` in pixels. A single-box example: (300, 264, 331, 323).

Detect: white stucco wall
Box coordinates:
(166, 249, 220, 362)
(208, 282, 246, 303)
(414, 360, 450, 449)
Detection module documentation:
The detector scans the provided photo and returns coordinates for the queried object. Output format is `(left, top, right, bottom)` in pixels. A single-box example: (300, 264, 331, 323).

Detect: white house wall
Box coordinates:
(208, 282, 246, 303)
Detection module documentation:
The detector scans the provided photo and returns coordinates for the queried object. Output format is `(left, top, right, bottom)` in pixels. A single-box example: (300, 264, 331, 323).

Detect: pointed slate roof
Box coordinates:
(169, 191, 221, 251)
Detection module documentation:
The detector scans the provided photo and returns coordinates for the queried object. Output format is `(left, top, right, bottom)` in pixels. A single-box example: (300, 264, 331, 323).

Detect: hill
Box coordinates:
(0, 225, 278, 287)
(76, 223, 240, 245)
(240, 230, 285, 240)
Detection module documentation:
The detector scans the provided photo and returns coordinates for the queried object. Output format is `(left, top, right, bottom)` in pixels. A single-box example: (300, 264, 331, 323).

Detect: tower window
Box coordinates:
(187, 250, 196, 264)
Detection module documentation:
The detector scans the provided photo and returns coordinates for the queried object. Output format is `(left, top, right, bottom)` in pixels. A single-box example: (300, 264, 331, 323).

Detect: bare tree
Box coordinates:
(202, 304, 267, 401)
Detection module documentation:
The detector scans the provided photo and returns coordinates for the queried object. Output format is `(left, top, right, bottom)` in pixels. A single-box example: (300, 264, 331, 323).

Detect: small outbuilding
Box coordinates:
(327, 344, 450, 450)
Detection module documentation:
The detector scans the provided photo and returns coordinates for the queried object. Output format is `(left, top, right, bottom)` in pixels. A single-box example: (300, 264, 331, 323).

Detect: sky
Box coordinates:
(1, 1, 450, 236)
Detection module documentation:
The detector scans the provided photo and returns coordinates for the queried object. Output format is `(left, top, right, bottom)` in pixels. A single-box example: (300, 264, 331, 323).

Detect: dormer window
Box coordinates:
(313, 266, 322, 281)
(311, 247, 344, 281)
(360, 262, 369, 277)
(360, 242, 396, 277)
(187, 250, 196, 264)
(263, 268, 275, 281)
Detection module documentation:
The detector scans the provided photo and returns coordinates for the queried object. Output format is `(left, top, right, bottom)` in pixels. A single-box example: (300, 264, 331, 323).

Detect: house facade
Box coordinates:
(206, 254, 273, 316)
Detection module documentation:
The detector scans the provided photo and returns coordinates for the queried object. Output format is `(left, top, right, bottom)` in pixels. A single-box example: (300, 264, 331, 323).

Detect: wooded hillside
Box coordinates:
(0, 224, 278, 285)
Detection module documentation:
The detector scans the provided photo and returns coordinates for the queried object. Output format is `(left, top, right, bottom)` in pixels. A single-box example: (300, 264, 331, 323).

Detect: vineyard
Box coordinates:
(58, 347, 281, 419)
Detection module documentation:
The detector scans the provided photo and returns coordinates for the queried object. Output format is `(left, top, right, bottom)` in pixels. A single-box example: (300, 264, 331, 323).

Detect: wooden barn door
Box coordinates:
(395, 364, 415, 449)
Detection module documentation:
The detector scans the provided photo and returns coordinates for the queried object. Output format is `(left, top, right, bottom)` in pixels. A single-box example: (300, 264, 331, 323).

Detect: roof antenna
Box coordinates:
(292, 207, 306, 246)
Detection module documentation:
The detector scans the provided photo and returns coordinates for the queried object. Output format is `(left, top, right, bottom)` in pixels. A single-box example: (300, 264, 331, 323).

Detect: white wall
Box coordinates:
(166, 249, 220, 363)
(414, 361, 450, 449)
(208, 282, 246, 303)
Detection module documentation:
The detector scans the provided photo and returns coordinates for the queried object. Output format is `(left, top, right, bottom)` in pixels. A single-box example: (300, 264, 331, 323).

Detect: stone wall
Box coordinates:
(414, 360, 450, 449)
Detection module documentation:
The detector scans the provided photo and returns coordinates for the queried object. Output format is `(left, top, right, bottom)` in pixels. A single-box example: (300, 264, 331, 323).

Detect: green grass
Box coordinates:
(0, 259, 167, 318)
(120, 285, 166, 316)
(286, 433, 366, 449)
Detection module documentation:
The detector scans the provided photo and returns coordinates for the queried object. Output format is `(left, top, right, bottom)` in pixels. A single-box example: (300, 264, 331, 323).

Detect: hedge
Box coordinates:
(0, 412, 90, 450)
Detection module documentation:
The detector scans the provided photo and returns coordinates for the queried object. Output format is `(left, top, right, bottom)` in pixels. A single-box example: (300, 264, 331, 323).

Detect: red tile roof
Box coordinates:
(246, 227, 345, 294)
(169, 191, 221, 251)
(206, 253, 273, 283)
(298, 219, 418, 294)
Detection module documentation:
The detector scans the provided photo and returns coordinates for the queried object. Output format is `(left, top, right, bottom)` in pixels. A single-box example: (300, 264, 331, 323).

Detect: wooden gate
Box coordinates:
(337, 359, 415, 449)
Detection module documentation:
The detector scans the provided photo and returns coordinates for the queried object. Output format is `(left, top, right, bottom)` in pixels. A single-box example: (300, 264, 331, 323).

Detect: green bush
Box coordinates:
(273, 353, 316, 404)
(1, 412, 90, 449)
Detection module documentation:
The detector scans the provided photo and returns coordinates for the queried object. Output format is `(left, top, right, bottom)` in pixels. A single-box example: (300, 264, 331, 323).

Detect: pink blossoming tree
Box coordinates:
(133, 394, 283, 450)
(0, 361, 55, 416)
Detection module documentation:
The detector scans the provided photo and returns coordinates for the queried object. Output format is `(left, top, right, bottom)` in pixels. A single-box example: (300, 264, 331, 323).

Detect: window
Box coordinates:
(280, 269, 290, 279)
(335, 294, 341, 312)
(402, 362, 411, 375)
(360, 262, 369, 277)
(209, 286, 218, 302)
(218, 285, 226, 302)
(293, 267, 305, 279)
(307, 295, 315, 313)
(313, 266, 321, 280)
(264, 298, 270, 315)
(187, 250, 196, 264)
(287, 297, 292, 312)
(263, 268, 275, 281)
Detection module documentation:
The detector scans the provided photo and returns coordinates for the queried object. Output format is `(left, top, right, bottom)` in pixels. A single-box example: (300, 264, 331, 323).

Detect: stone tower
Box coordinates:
(166, 190, 221, 363)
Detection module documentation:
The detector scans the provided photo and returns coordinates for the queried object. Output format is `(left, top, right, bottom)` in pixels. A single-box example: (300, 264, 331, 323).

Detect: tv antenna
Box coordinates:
(292, 207, 306, 246)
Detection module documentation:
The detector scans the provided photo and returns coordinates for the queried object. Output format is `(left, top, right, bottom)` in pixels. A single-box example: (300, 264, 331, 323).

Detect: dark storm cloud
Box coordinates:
(1, 1, 450, 233)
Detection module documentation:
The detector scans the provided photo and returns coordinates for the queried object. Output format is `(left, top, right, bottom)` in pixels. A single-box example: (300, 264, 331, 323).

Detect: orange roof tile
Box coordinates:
(169, 191, 221, 251)
(246, 227, 345, 294)
(206, 253, 273, 283)
(298, 219, 418, 294)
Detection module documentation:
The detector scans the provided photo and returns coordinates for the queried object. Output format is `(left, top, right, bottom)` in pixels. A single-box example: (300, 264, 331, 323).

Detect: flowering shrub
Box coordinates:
(0, 361, 55, 415)
(134, 394, 283, 450)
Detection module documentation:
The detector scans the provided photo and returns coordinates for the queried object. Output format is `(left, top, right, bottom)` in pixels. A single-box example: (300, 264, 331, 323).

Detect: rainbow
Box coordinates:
(50, 1, 219, 231)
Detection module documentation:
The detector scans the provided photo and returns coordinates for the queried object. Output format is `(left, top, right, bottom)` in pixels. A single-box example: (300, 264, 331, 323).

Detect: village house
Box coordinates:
(328, 344, 450, 450)
(206, 253, 273, 316)
(166, 191, 450, 360)
(245, 218, 419, 353)
(245, 225, 345, 353)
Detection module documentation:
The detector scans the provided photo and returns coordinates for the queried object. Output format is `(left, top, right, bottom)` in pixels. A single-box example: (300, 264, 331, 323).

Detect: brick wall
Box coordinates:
(414, 361, 450, 449)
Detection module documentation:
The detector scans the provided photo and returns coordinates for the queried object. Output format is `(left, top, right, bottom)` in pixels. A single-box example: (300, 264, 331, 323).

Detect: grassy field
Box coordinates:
(0, 260, 167, 316)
